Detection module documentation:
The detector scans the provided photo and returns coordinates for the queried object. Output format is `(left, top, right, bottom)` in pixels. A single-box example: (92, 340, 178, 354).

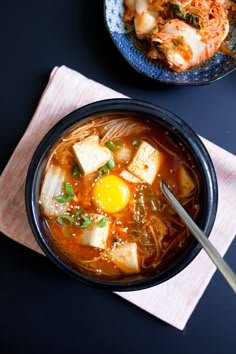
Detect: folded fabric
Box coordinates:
(0, 65, 235, 330)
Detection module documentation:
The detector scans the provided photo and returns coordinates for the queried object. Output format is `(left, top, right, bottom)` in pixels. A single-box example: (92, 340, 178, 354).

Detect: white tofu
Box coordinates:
(119, 170, 141, 183)
(40, 165, 69, 217)
(72, 135, 113, 175)
(80, 214, 110, 249)
(109, 243, 140, 274)
(179, 166, 195, 196)
(127, 141, 161, 185)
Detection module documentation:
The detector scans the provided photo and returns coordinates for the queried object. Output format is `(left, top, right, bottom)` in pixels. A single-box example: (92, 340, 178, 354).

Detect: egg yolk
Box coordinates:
(93, 175, 130, 213)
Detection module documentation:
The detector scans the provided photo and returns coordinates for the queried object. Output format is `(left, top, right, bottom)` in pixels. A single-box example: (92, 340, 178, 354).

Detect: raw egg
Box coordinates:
(93, 175, 130, 213)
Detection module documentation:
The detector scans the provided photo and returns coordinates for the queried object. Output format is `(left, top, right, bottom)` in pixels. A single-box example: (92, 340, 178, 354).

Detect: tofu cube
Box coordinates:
(40, 165, 69, 217)
(109, 243, 140, 274)
(80, 214, 110, 249)
(72, 135, 113, 175)
(119, 170, 141, 183)
(127, 141, 161, 184)
(179, 166, 195, 196)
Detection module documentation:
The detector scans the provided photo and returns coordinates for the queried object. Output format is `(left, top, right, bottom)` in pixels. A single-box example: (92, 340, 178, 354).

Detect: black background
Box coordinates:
(0, 1, 235, 354)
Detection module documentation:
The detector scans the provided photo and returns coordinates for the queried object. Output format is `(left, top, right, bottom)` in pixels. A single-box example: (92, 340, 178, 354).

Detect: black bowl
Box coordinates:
(25, 98, 218, 291)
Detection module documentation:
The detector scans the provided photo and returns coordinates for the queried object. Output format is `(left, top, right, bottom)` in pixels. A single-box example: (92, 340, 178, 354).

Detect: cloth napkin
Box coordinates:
(0, 65, 235, 331)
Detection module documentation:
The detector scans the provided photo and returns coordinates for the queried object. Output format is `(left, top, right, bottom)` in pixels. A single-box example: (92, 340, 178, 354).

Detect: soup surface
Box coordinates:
(39, 115, 202, 278)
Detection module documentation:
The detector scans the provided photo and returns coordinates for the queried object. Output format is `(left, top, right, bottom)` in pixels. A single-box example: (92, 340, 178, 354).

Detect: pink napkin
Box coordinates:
(0, 65, 235, 330)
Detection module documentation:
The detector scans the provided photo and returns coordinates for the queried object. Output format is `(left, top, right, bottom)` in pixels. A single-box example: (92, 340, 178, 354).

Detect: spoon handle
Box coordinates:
(160, 181, 236, 294)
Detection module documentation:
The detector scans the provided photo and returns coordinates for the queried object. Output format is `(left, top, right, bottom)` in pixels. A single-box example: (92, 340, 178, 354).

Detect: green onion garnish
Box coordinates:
(72, 165, 81, 178)
(106, 159, 115, 169)
(75, 208, 83, 217)
(56, 215, 74, 226)
(65, 182, 74, 195)
(55, 182, 74, 203)
(75, 215, 92, 229)
(105, 139, 123, 151)
(98, 159, 115, 177)
(97, 216, 108, 228)
(98, 165, 110, 178)
(132, 138, 139, 147)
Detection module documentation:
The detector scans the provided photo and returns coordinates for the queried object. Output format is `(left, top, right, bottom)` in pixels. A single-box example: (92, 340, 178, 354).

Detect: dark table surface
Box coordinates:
(0, 1, 235, 354)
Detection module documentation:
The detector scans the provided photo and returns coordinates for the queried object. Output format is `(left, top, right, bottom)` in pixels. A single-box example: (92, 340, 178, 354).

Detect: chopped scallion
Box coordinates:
(97, 216, 108, 228)
(98, 165, 110, 178)
(106, 159, 115, 169)
(75, 208, 83, 217)
(55, 182, 74, 203)
(56, 215, 74, 226)
(75, 215, 92, 228)
(132, 138, 139, 147)
(72, 165, 81, 178)
(65, 182, 74, 195)
(105, 139, 123, 151)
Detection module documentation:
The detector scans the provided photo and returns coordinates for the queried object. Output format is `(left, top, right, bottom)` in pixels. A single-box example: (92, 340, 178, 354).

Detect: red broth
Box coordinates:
(39, 115, 202, 278)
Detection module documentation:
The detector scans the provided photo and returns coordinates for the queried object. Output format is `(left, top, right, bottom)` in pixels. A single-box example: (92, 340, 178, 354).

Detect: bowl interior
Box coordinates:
(25, 99, 218, 290)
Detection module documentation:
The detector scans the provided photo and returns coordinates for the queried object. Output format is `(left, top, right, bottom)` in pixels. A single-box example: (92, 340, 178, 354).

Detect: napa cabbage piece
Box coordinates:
(40, 165, 69, 217)
(123, 0, 233, 72)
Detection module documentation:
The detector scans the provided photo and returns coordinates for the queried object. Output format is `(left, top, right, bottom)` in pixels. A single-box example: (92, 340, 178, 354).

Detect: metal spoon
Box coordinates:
(160, 181, 236, 294)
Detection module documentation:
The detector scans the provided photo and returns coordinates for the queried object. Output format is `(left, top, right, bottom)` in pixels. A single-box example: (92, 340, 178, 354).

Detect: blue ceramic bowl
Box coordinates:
(25, 99, 218, 291)
(104, 0, 236, 85)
